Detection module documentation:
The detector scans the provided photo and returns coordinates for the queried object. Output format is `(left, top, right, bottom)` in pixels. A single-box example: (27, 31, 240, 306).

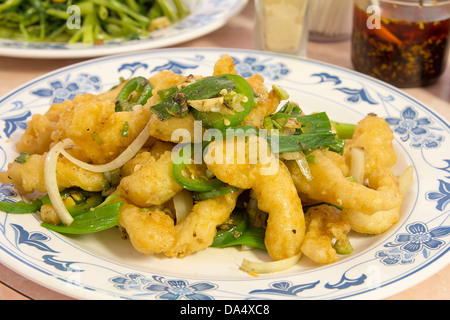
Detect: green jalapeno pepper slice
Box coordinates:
(0, 188, 104, 216)
(212, 209, 248, 248)
(193, 184, 240, 201)
(151, 75, 237, 120)
(0, 198, 42, 214)
(211, 209, 266, 250)
(191, 74, 256, 130)
(41, 201, 123, 234)
(115, 76, 154, 112)
(41, 189, 104, 217)
(172, 144, 224, 192)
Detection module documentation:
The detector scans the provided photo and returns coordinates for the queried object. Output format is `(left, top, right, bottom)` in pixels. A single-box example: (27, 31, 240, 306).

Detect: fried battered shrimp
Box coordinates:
(148, 140, 175, 159)
(165, 191, 242, 258)
(242, 74, 282, 128)
(145, 70, 200, 142)
(341, 206, 401, 235)
(119, 151, 183, 206)
(287, 115, 403, 214)
(0, 154, 106, 194)
(205, 135, 305, 261)
(119, 200, 176, 255)
(148, 113, 198, 143)
(341, 166, 413, 234)
(337, 115, 411, 234)
(344, 114, 397, 177)
(286, 150, 403, 214)
(16, 80, 136, 156)
(15, 97, 76, 154)
(324, 150, 350, 177)
(213, 54, 237, 76)
(147, 70, 188, 105)
(301, 204, 351, 264)
(51, 94, 152, 164)
(120, 141, 174, 177)
(212, 54, 281, 129)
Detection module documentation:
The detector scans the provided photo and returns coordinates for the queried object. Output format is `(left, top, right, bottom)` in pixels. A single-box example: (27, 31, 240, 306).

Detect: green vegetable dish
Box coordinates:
(0, 0, 190, 44)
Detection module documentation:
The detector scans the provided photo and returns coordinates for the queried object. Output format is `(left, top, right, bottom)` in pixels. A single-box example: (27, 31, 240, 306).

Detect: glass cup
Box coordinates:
(351, 0, 450, 88)
(309, 0, 354, 42)
(255, 0, 310, 57)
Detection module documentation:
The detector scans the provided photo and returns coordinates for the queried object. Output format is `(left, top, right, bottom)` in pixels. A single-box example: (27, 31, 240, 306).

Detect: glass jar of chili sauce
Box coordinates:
(351, 0, 450, 87)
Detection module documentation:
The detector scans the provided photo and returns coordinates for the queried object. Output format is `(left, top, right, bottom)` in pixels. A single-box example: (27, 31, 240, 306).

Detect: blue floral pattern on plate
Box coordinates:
(0, 48, 448, 300)
(376, 222, 450, 265)
(426, 180, 450, 211)
(385, 106, 445, 149)
(32, 73, 102, 103)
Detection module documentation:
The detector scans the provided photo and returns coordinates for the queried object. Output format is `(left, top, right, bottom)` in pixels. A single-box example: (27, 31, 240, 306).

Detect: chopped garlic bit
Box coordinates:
(188, 96, 225, 112)
(40, 204, 61, 226)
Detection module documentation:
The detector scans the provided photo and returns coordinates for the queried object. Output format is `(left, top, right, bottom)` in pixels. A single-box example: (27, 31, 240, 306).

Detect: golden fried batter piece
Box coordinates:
(301, 204, 351, 264)
(51, 94, 152, 164)
(205, 135, 305, 261)
(119, 151, 183, 207)
(212, 54, 282, 129)
(213, 54, 237, 76)
(243, 74, 282, 128)
(120, 141, 174, 177)
(286, 150, 403, 214)
(338, 115, 410, 234)
(147, 70, 187, 106)
(16, 80, 130, 156)
(214, 55, 281, 128)
(148, 140, 175, 159)
(344, 114, 397, 178)
(0, 154, 106, 194)
(148, 113, 198, 143)
(119, 200, 176, 255)
(164, 191, 242, 258)
(341, 166, 413, 234)
(146, 70, 196, 142)
(16, 97, 76, 155)
(341, 206, 401, 235)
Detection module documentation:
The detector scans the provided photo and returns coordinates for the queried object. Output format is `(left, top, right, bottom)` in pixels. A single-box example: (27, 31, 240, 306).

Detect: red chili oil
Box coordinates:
(351, 5, 450, 88)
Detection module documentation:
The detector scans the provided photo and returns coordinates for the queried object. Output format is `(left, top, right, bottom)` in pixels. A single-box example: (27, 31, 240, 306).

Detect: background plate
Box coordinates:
(0, 48, 449, 300)
(0, 0, 248, 59)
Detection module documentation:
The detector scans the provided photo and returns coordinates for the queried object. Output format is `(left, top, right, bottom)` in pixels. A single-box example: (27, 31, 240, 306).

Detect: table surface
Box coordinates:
(0, 0, 448, 300)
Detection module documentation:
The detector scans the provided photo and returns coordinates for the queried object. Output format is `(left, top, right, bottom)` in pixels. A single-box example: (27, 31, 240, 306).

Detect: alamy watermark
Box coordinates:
(66, 5, 81, 30)
(65, 4, 382, 33)
(366, 5, 382, 30)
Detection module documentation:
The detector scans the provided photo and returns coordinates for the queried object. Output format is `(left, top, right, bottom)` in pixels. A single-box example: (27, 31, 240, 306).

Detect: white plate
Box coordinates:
(0, 0, 247, 59)
(0, 48, 449, 300)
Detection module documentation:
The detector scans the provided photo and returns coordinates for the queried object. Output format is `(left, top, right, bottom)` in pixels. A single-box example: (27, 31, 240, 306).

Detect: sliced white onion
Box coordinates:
(188, 97, 224, 113)
(399, 165, 414, 195)
(44, 139, 74, 226)
(240, 252, 302, 275)
(173, 189, 194, 224)
(44, 120, 151, 226)
(349, 147, 365, 184)
(295, 156, 312, 182)
(60, 121, 150, 173)
(280, 151, 302, 160)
